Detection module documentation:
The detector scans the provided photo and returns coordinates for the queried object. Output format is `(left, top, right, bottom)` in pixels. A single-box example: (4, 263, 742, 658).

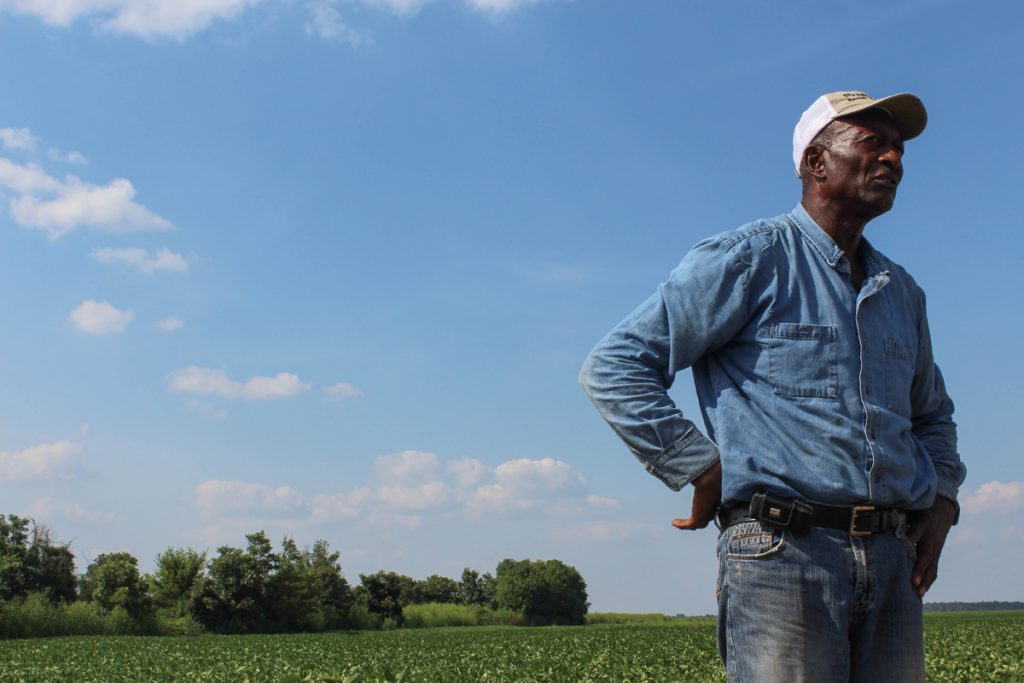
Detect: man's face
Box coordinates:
(819, 111, 905, 218)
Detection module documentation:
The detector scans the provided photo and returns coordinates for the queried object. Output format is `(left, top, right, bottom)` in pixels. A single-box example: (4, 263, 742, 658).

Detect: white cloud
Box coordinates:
(494, 457, 586, 496)
(323, 382, 362, 398)
(168, 366, 311, 400)
(11, 176, 171, 240)
(91, 247, 190, 274)
(961, 481, 1023, 515)
(0, 127, 37, 151)
(311, 488, 373, 521)
(191, 451, 615, 534)
(68, 299, 134, 334)
(0, 0, 260, 39)
(0, 158, 62, 194)
(375, 450, 439, 483)
(156, 316, 184, 332)
(48, 147, 88, 165)
(195, 480, 308, 518)
(0, 0, 554, 42)
(26, 497, 115, 523)
(0, 441, 82, 482)
(445, 456, 490, 487)
(305, 0, 372, 46)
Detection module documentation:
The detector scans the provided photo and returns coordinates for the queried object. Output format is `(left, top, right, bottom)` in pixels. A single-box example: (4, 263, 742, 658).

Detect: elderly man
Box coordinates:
(580, 91, 966, 682)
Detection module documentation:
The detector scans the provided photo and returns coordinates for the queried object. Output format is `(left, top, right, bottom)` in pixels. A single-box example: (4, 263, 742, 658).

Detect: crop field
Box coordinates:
(0, 612, 1021, 682)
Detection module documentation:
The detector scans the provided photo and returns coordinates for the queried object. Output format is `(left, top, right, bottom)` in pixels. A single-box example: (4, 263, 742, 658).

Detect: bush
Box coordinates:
(0, 592, 167, 638)
(586, 612, 673, 625)
(402, 603, 528, 629)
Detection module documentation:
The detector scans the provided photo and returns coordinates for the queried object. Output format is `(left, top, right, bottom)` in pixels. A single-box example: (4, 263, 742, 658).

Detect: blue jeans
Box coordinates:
(716, 519, 924, 682)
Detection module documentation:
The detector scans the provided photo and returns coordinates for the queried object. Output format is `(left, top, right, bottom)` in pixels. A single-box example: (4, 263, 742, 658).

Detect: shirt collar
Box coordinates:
(788, 203, 890, 279)
(788, 203, 845, 268)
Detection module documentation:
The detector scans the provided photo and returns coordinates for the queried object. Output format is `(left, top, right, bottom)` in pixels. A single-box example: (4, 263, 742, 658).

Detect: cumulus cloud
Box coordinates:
(494, 457, 586, 496)
(0, 0, 554, 42)
(323, 382, 362, 398)
(0, 127, 37, 151)
(0, 441, 82, 482)
(156, 316, 184, 332)
(26, 497, 115, 523)
(91, 247, 190, 274)
(446, 456, 491, 487)
(305, 0, 372, 46)
(961, 481, 1023, 515)
(48, 148, 88, 165)
(196, 480, 308, 518)
(0, 139, 170, 240)
(195, 450, 615, 536)
(11, 177, 171, 240)
(0, 0, 260, 40)
(68, 299, 134, 334)
(168, 366, 311, 400)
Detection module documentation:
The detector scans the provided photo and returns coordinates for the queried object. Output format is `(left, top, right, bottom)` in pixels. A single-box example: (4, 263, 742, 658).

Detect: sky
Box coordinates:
(1, 0, 1022, 615)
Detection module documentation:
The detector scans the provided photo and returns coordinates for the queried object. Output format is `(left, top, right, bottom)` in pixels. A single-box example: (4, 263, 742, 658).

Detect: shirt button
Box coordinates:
(863, 384, 871, 396)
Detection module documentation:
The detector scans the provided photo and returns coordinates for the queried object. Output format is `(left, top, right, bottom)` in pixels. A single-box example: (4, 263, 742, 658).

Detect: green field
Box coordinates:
(0, 612, 1021, 682)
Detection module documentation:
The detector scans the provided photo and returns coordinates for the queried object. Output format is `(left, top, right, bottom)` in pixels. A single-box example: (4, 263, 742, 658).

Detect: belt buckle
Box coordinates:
(850, 505, 875, 537)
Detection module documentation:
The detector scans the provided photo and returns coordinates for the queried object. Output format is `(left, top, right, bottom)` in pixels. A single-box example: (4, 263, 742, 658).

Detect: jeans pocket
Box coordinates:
(767, 322, 838, 399)
(725, 520, 785, 559)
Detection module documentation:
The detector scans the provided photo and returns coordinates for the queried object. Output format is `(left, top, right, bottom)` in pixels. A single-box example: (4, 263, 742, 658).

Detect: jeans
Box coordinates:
(716, 519, 924, 683)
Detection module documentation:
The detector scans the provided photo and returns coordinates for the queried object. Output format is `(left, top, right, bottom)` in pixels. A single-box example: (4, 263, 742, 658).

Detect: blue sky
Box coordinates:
(1, 0, 1021, 615)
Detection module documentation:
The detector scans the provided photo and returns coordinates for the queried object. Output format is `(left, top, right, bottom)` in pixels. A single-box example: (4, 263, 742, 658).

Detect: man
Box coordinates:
(579, 91, 966, 682)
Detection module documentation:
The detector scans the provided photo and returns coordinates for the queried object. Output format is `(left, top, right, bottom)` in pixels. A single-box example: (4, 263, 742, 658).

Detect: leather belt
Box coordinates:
(717, 492, 905, 537)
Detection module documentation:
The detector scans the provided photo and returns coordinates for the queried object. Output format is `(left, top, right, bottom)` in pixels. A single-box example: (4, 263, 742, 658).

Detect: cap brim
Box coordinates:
(836, 93, 927, 141)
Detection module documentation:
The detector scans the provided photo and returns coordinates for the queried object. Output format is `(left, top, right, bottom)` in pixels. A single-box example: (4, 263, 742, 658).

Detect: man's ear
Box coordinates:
(803, 144, 827, 181)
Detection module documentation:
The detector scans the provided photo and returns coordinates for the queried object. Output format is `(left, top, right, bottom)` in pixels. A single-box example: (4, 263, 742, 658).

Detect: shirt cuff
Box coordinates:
(640, 429, 720, 491)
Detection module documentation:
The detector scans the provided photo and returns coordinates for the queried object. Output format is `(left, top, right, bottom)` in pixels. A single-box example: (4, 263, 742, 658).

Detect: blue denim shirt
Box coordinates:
(580, 204, 965, 510)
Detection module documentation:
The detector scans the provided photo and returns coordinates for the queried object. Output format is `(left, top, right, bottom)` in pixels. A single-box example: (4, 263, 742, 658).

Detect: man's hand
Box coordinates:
(672, 461, 722, 530)
(906, 496, 957, 597)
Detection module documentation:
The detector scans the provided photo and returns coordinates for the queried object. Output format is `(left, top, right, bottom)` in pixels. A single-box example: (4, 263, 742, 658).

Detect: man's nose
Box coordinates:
(880, 147, 903, 173)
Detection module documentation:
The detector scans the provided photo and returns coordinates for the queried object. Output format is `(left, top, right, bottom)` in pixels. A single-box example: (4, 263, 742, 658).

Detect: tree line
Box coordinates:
(0, 514, 588, 638)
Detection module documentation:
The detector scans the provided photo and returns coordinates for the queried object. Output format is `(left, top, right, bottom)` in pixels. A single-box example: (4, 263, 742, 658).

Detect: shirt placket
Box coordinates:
(854, 270, 891, 503)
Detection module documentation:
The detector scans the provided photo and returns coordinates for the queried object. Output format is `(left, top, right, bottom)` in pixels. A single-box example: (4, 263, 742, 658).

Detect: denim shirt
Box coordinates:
(580, 204, 965, 510)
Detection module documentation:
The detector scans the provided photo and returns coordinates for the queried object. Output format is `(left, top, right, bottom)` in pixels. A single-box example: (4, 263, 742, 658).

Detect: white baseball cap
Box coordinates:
(793, 91, 927, 177)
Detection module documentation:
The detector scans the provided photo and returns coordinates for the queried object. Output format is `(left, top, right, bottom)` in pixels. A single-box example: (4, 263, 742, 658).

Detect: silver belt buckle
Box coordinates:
(850, 505, 876, 537)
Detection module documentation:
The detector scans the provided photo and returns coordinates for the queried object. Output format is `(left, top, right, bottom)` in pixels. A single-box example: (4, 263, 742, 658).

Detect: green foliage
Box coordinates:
(402, 602, 526, 629)
(586, 612, 675, 624)
(415, 574, 460, 604)
(149, 547, 206, 615)
(80, 552, 151, 617)
(456, 568, 496, 607)
(194, 532, 353, 634)
(357, 571, 415, 626)
(495, 558, 589, 626)
(0, 515, 76, 604)
(0, 592, 185, 638)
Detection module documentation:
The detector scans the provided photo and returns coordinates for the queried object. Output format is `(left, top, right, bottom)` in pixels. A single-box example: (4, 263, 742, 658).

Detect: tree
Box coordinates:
(81, 552, 150, 616)
(416, 574, 460, 604)
(0, 516, 76, 604)
(305, 539, 353, 627)
(0, 515, 32, 601)
(150, 547, 206, 614)
(194, 532, 279, 633)
(358, 571, 415, 626)
(457, 568, 496, 607)
(495, 558, 589, 626)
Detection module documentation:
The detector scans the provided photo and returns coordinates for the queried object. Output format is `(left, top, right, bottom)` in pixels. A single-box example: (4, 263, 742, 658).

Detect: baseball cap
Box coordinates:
(792, 91, 927, 176)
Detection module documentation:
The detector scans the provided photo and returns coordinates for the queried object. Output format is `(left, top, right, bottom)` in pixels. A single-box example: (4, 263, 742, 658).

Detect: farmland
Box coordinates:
(0, 612, 1021, 682)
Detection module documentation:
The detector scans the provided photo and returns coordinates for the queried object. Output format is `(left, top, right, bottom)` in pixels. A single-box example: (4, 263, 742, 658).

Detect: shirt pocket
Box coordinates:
(767, 322, 838, 399)
(883, 336, 916, 416)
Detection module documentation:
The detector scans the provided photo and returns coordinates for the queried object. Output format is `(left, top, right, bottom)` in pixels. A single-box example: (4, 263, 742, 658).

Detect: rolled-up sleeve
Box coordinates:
(579, 235, 756, 490)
